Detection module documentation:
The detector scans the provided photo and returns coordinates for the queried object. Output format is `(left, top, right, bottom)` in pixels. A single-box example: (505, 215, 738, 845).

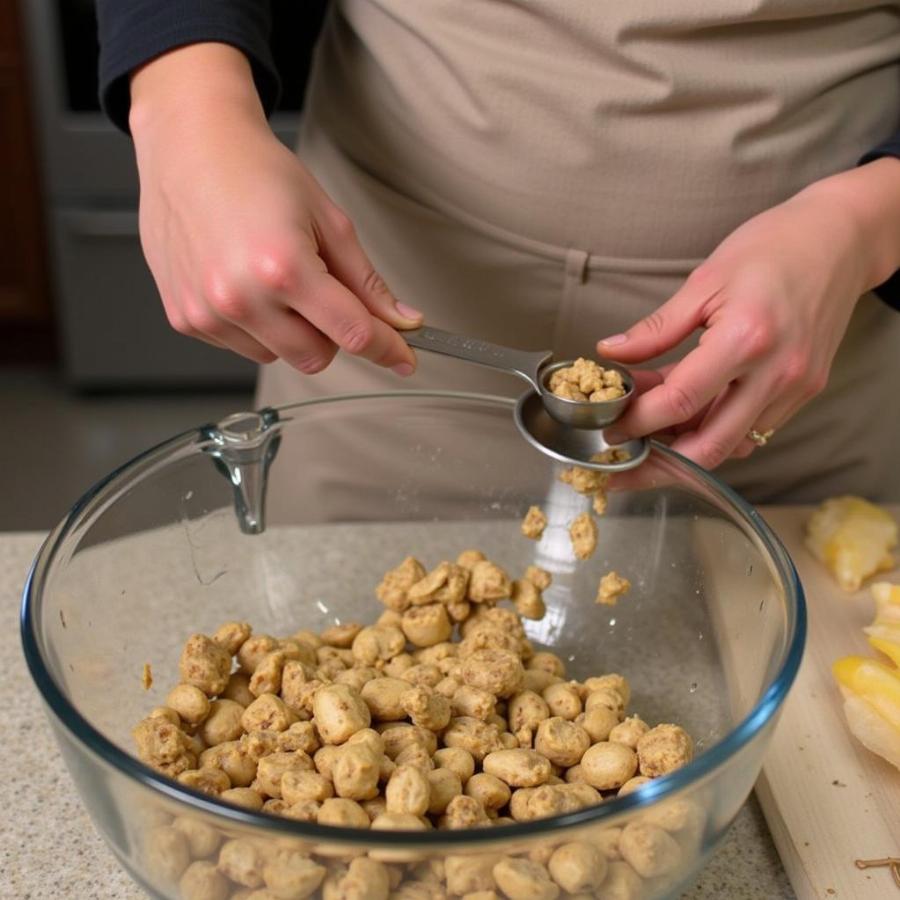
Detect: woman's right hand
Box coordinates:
(129, 43, 422, 375)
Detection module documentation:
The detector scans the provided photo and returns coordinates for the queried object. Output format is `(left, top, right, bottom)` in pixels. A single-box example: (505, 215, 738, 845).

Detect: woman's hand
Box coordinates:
(129, 43, 422, 375)
(599, 158, 900, 469)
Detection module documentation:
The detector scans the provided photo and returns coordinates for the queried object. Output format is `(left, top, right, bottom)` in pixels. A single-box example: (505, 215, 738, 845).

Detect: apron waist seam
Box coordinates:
(312, 127, 705, 275)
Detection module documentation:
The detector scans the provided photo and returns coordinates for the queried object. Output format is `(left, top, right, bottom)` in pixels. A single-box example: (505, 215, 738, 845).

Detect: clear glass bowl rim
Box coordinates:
(20, 390, 806, 849)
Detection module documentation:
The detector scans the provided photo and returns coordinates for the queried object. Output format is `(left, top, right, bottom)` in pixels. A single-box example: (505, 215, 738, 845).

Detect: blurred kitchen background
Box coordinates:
(1, 0, 327, 529)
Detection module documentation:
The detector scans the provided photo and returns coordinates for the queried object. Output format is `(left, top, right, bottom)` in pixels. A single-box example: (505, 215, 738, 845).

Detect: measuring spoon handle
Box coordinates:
(404, 326, 552, 390)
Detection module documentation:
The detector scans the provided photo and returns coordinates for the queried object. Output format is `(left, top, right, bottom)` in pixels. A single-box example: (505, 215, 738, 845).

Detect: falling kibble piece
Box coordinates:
(521, 506, 548, 540)
(142, 663, 153, 691)
(569, 513, 598, 560)
(596, 571, 631, 606)
(559, 466, 609, 495)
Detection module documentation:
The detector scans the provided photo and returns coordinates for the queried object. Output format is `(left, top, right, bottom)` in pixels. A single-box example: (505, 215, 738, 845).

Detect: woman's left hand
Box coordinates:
(599, 158, 900, 469)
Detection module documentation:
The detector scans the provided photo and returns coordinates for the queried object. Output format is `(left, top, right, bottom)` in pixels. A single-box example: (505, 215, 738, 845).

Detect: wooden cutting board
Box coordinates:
(755, 505, 900, 900)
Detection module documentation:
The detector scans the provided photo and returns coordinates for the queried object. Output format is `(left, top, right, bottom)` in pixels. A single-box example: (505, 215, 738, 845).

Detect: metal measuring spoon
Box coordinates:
(404, 326, 649, 471)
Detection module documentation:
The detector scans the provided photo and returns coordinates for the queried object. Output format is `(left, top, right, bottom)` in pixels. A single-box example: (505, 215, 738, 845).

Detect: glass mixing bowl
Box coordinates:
(21, 392, 804, 900)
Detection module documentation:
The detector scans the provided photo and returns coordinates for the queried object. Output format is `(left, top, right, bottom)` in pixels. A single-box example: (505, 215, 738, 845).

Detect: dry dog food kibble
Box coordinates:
(135, 543, 697, 899)
(520, 505, 547, 540)
(557, 451, 632, 525)
(596, 570, 632, 606)
(559, 465, 609, 496)
(548, 357, 627, 402)
(636, 724, 694, 777)
(569, 512, 599, 561)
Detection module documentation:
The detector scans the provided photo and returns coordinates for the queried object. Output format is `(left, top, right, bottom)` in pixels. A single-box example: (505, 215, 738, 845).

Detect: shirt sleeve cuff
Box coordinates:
(97, 3, 280, 133)
(859, 135, 900, 311)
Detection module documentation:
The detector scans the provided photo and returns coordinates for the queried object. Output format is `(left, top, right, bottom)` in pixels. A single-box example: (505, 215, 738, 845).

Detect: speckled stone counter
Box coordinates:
(3, 532, 794, 899)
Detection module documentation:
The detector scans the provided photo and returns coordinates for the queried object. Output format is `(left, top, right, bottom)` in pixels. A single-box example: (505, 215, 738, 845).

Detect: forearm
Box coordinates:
(803, 157, 900, 293)
(129, 43, 267, 144)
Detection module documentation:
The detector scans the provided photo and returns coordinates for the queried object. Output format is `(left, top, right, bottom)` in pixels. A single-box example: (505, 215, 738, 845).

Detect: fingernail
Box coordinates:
(395, 302, 423, 321)
(392, 363, 414, 377)
(604, 430, 627, 445)
(599, 334, 628, 346)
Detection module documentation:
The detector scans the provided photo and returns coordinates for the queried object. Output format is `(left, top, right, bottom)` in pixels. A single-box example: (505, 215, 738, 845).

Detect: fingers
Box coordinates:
(725, 348, 829, 459)
(605, 334, 745, 442)
(163, 295, 277, 364)
(730, 390, 806, 457)
(167, 263, 339, 371)
(668, 377, 774, 469)
(317, 211, 424, 331)
(628, 368, 666, 395)
(617, 355, 813, 470)
(621, 368, 709, 440)
(220, 303, 338, 375)
(596, 272, 718, 363)
(245, 238, 419, 372)
(196, 241, 417, 375)
(291, 265, 418, 373)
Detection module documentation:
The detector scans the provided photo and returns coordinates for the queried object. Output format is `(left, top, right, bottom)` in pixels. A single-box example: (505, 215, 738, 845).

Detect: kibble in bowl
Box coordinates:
(22, 392, 804, 899)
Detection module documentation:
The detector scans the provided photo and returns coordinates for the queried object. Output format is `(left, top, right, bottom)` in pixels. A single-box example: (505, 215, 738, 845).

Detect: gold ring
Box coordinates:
(748, 428, 775, 447)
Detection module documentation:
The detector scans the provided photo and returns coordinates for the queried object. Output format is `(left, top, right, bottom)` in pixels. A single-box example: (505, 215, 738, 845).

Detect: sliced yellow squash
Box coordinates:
(806, 497, 897, 592)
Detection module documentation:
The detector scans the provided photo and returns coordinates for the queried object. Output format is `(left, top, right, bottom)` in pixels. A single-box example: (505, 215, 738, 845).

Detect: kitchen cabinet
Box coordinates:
(0, 0, 53, 362)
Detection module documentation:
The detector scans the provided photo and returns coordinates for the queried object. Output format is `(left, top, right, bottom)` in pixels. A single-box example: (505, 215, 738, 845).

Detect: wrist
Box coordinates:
(129, 42, 267, 144)
(802, 157, 900, 292)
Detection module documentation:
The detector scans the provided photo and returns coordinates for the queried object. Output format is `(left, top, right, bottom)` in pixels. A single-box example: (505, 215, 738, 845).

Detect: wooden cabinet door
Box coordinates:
(0, 0, 52, 357)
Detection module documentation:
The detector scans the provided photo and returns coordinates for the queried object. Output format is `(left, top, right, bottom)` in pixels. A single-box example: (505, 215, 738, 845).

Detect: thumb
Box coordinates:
(597, 279, 708, 363)
(317, 214, 424, 330)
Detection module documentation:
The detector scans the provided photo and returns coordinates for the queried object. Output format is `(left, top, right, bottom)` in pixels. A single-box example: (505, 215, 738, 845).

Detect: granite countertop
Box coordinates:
(2, 532, 795, 899)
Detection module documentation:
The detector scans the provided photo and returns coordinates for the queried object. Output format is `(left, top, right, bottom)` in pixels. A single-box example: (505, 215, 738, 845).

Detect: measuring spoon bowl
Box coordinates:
(537, 359, 636, 429)
(404, 325, 646, 469)
(515, 391, 650, 471)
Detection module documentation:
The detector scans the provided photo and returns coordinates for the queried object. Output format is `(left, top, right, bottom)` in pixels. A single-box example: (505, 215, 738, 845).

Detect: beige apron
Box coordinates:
(258, 0, 900, 503)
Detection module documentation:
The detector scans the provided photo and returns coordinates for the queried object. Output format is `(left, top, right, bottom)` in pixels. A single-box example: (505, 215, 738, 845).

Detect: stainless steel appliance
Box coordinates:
(21, 0, 327, 387)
